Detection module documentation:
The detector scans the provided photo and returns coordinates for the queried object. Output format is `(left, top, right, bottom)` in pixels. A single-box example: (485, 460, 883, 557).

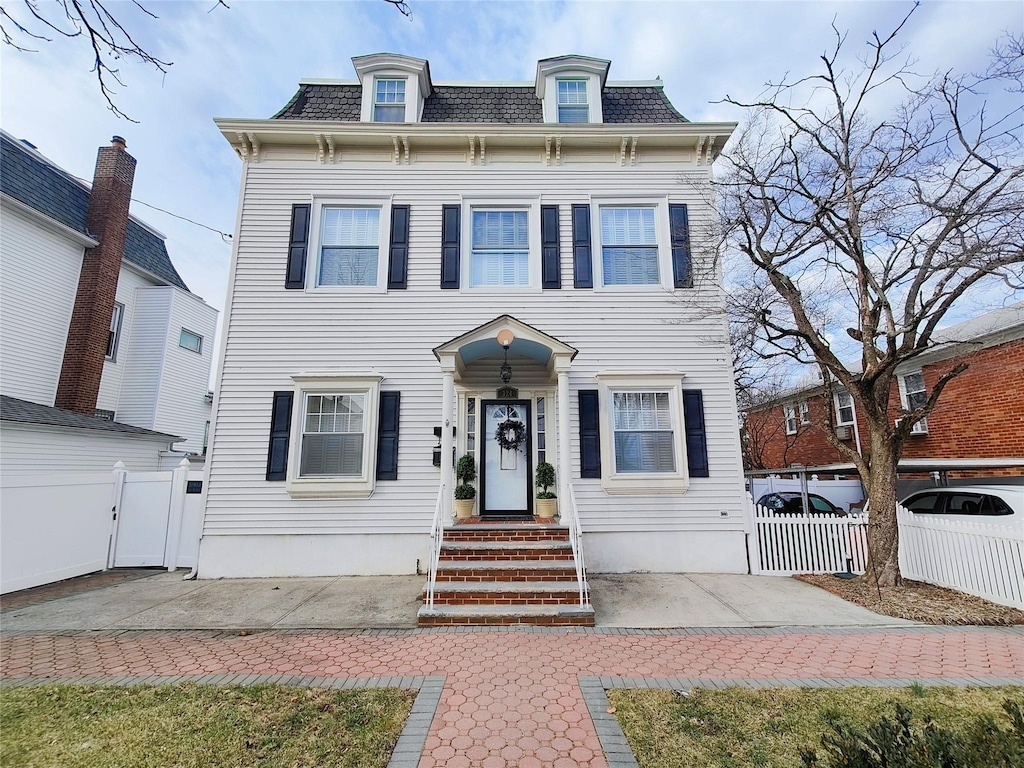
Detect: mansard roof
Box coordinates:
(272, 83, 688, 123)
(0, 133, 189, 291)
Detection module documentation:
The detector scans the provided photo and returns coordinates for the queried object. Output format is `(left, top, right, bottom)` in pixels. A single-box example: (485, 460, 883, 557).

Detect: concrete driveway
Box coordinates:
(0, 570, 913, 631)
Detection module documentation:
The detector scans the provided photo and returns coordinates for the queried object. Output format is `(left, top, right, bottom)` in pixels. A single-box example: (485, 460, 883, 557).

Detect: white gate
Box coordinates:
(111, 459, 202, 570)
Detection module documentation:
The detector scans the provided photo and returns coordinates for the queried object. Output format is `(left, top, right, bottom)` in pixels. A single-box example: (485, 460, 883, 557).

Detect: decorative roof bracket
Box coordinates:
(544, 136, 552, 166)
(619, 136, 628, 166)
(468, 136, 476, 165)
(695, 135, 707, 166)
(392, 135, 401, 165)
(246, 132, 261, 163)
(234, 132, 250, 161)
(315, 134, 326, 164)
(555, 136, 562, 166)
(401, 136, 410, 165)
(630, 136, 639, 166)
(325, 135, 336, 163)
(478, 136, 486, 166)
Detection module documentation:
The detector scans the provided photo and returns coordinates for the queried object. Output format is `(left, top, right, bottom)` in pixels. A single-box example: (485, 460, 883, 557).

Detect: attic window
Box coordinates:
(557, 79, 588, 123)
(374, 78, 406, 122)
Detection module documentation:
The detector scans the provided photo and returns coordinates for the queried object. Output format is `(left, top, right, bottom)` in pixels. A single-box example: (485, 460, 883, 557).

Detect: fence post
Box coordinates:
(163, 458, 190, 571)
(106, 461, 128, 569)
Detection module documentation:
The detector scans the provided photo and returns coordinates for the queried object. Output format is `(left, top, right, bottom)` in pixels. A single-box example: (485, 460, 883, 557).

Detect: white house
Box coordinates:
(0, 132, 218, 459)
(202, 54, 749, 621)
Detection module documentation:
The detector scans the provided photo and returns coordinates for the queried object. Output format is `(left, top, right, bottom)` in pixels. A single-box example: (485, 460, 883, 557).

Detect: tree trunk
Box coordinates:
(864, 428, 902, 587)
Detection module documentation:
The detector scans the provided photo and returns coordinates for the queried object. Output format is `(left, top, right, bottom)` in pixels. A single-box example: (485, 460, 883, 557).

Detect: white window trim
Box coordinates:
(784, 403, 798, 435)
(799, 400, 810, 425)
(833, 389, 855, 426)
(460, 197, 542, 293)
(594, 372, 689, 494)
(539, 71, 604, 124)
(555, 78, 590, 124)
(590, 197, 673, 291)
(179, 328, 203, 354)
(897, 371, 929, 434)
(307, 197, 392, 293)
(286, 373, 383, 498)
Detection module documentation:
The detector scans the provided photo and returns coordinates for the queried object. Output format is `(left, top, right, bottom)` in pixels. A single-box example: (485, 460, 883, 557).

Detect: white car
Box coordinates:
(900, 485, 1023, 527)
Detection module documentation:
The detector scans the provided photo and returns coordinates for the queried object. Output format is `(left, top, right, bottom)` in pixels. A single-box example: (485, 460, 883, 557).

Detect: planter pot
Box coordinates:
(535, 498, 558, 519)
(454, 499, 476, 519)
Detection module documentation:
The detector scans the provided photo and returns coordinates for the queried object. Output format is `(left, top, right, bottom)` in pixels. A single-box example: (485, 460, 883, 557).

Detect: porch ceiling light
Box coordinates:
(497, 329, 515, 384)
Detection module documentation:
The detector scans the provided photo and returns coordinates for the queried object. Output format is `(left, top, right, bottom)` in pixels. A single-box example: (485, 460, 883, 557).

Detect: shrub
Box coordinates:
(800, 699, 1024, 768)
(455, 453, 476, 500)
(535, 461, 556, 499)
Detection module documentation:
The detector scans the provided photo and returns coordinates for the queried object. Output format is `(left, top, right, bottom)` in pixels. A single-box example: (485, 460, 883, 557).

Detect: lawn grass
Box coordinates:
(0, 683, 416, 768)
(609, 685, 1024, 768)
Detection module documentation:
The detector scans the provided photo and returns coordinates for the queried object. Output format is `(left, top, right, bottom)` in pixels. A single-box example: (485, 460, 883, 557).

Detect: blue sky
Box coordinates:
(2, 0, 1021, 323)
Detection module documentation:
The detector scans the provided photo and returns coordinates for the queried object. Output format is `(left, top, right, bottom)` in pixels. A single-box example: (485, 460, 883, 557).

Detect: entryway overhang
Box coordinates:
(432, 314, 577, 378)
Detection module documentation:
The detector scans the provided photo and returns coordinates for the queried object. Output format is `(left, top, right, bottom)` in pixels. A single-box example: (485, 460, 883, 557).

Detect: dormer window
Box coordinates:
(557, 80, 589, 123)
(374, 78, 406, 122)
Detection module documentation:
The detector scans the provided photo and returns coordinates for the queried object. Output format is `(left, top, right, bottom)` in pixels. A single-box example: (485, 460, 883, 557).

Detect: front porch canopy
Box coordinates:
(433, 315, 578, 517)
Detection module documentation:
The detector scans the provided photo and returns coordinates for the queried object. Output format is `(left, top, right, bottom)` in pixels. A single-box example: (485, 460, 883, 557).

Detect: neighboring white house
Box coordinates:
(0, 131, 217, 456)
(201, 53, 748, 579)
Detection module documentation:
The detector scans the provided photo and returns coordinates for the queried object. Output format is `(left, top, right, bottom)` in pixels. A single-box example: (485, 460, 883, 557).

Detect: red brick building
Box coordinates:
(742, 303, 1024, 477)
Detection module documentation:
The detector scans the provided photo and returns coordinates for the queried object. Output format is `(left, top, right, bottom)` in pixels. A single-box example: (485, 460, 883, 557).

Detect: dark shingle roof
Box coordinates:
(271, 84, 688, 124)
(0, 134, 189, 291)
(0, 395, 181, 441)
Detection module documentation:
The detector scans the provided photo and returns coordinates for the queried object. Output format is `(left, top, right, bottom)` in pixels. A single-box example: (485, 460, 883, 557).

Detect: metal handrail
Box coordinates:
(566, 483, 589, 606)
(426, 484, 446, 609)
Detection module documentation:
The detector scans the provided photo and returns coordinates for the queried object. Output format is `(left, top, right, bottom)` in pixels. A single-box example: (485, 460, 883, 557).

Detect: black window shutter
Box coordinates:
(571, 204, 593, 288)
(285, 204, 310, 289)
(683, 389, 709, 477)
(376, 391, 401, 481)
(388, 205, 410, 289)
(266, 391, 294, 481)
(540, 205, 561, 289)
(579, 389, 601, 478)
(440, 204, 460, 289)
(669, 204, 693, 289)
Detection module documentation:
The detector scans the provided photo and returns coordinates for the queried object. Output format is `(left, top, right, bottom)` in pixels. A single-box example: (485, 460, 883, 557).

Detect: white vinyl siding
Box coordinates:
(373, 78, 406, 122)
(0, 204, 83, 406)
(470, 209, 529, 287)
(611, 392, 675, 473)
(97, 266, 158, 416)
(0, 422, 168, 475)
(600, 207, 659, 285)
(318, 207, 381, 287)
(202, 163, 745, 551)
(557, 80, 589, 123)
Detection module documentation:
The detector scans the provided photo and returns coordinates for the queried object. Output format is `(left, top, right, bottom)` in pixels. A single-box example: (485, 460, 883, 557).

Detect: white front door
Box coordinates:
(480, 400, 532, 517)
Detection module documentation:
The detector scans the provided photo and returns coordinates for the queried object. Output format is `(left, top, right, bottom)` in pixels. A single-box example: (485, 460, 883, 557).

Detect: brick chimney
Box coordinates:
(55, 136, 137, 413)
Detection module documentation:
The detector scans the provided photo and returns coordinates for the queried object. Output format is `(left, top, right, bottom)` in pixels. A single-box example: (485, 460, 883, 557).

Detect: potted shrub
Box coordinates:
(535, 461, 557, 518)
(454, 453, 477, 519)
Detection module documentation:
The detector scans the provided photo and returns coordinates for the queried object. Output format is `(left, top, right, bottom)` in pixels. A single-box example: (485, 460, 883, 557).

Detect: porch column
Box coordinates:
(554, 356, 572, 509)
(439, 356, 457, 520)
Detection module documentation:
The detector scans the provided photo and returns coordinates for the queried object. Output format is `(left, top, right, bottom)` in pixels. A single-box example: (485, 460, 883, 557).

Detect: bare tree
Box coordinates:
(716, 8, 1024, 585)
(1, 0, 410, 121)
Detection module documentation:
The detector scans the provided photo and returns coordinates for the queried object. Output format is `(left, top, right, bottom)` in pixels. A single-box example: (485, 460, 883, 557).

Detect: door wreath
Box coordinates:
(495, 418, 527, 453)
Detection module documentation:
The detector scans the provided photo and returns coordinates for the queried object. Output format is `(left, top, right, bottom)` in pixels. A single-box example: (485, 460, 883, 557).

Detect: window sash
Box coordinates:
(106, 303, 123, 359)
(904, 373, 927, 410)
(784, 404, 797, 434)
(799, 401, 810, 424)
(611, 392, 676, 473)
(179, 328, 202, 353)
(470, 209, 529, 287)
(374, 79, 405, 122)
(600, 207, 659, 285)
(318, 207, 381, 286)
(557, 80, 588, 123)
(300, 393, 366, 477)
(835, 391, 854, 424)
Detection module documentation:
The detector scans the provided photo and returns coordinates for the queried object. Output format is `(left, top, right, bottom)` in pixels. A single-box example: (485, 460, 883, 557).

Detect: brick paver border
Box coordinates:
(0, 673, 446, 768)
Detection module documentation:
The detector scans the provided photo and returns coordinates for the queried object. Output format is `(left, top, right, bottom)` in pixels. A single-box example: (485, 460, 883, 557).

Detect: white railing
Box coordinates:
(425, 484, 446, 609)
(898, 506, 1024, 610)
(565, 484, 589, 606)
(753, 505, 869, 575)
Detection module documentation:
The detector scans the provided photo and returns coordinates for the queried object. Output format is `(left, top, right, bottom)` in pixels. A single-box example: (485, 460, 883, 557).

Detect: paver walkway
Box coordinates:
(3, 626, 1024, 767)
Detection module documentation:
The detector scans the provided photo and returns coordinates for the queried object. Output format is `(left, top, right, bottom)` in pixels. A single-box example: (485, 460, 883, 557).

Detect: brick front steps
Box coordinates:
(418, 523, 595, 627)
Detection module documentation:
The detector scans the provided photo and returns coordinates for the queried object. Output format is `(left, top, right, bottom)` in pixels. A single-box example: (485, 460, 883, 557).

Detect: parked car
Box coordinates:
(900, 486, 1023, 526)
(756, 492, 847, 516)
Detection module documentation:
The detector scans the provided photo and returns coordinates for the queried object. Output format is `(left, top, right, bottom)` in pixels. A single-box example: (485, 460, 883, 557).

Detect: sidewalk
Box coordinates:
(3, 572, 1022, 768)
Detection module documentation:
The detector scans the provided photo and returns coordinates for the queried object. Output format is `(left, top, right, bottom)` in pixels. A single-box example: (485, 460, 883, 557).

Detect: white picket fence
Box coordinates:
(753, 507, 869, 575)
(752, 503, 1024, 610)
(897, 508, 1024, 610)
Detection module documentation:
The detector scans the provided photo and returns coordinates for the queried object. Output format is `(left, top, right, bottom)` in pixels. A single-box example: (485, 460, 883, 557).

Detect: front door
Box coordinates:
(480, 400, 533, 517)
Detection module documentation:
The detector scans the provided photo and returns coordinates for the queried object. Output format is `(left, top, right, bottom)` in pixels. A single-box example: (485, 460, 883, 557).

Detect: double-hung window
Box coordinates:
(470, 209, 529, 287)
(901, 372, 928, 433)
(300, 393, 366, 477)
(799, 400, 810, 425)
(557, 79, 589, 123)
(318, 207, 381, 287)
(106, 302, 124, 361)
(373, 79, 406, 122)
(784, 404, 798, 435)
(600, 207, 660, 286)
(612, 392, 676, 473)
(835, 390, 854, 425)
